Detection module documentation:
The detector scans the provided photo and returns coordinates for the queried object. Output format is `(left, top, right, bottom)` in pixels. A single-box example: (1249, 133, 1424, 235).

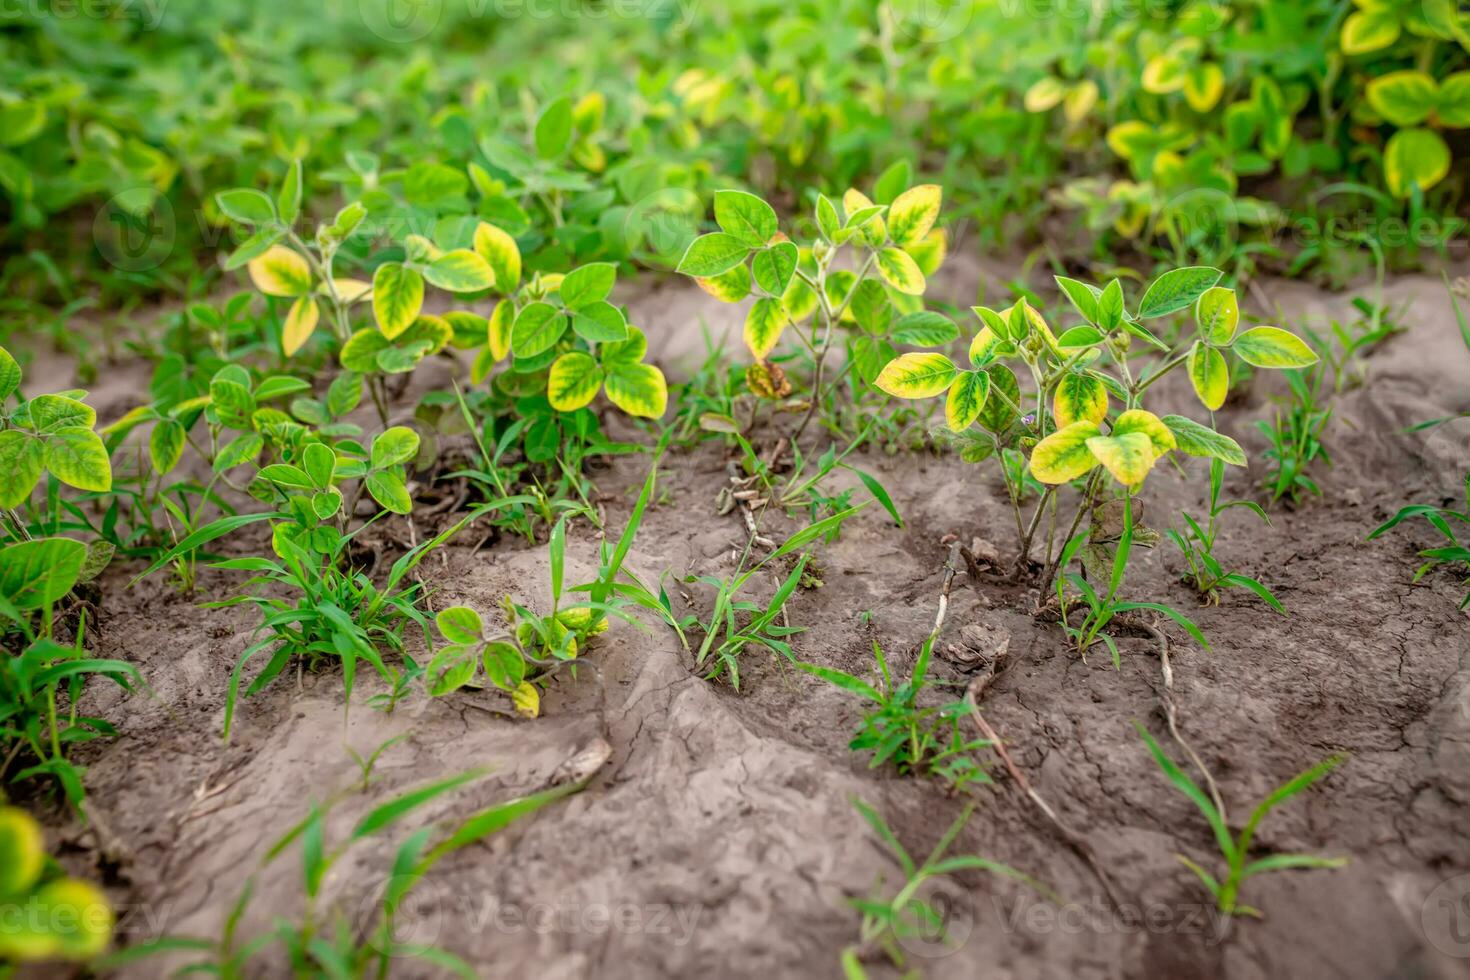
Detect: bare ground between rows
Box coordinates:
(18, 264, 1470, 979)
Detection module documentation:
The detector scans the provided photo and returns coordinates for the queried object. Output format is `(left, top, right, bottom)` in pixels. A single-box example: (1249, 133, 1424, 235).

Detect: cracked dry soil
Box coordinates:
(22, 267, 1470, 979)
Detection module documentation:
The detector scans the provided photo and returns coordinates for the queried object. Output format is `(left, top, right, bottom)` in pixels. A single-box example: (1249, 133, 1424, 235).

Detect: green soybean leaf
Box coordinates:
(43, 427, 111, 492)
(0, 430, 44, 507)
(1137, 267, 1222, 319)
(713, 190, 778, 247)
(559, 263, 617, 310)
(371, 426, 420, 469)
(0, 537, 88, 608)
(511, 302, 569, 358)
(366, 469, 412, 514)
(1161, 415, 1247, 465)
(677, 233, 750, 278)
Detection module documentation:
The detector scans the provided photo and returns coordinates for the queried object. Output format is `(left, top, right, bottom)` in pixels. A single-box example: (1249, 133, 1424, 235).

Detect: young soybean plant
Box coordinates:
(1137, 723, 1347, 918)
(676, 177, 946, 442)
(875, 269, 1315, 621)
(0, 806, 113, 966)
(0, 345, 113, 534)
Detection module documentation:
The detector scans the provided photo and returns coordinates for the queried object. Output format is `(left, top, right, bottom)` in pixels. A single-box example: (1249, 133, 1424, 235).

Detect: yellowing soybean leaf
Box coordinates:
(886, 184, 941, 248)
(1366, 70, 1438, 127)
(372, 262, 424, 340)
(1085, 431, 1157, 487)
(323, 278, 370, 304)
(547, 352, 605, 412)
(876, 247, 925, 295)
(783, 274, 819, 324)
(1231, 326, 1319, 369)
(604, 362, 668, 418)
(874, 352, 958, 399)
(968, 326, 1003, 366)
(0, 346, 19, 401)
(248, 245, 312, 297)
(1024, 76, 1066, 112)
(473, 221, 521, 293)
(744, 297, 788, 359)
(696, 263, 752, 303)
(1340, 8, 1399, 54)
(371, 426, 420, 469)
(282, 295, 319, 357)
(843, 188, 886, 245)
(1184, 63, 1225, 112)
(1195, 286, 1238, 344)
(1137, 266, 1222, 319)
(907, 228, 947, 277)
(978, 364, 1021, 433)
(1053, 372, 1108, 428)
(443, 310, 489, 350)
(1111, 409, 1177, 456)
(0, 806, 45, 895)
(1029, 421, 1102, 484)
(512, 681, 540, 718)
(1384, 127, 1451, 198)
(1188, 341, 1229, 410)
(488, 301, 514, 361)
(944, 370, 991, 432)
(424, 249, 495, 293)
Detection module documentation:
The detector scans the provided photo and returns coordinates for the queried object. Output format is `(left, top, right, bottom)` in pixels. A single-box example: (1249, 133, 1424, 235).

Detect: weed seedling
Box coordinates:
(677, 505, 862, 688)
(1137, 723, 1346, 918)
(841, 799, 1042, 976)
(799, 637, 989, 792)
(1166, 459, 1284, 611)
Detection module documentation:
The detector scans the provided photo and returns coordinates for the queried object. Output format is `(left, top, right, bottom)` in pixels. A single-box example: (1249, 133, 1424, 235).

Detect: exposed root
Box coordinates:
(927, 541, 1122, 907)
(963, 679, 1123, 909)
(1126, 615, 1228, 822)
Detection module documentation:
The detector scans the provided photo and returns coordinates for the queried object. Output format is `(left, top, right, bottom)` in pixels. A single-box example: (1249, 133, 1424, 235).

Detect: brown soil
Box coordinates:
(15, 260, 1470, 979)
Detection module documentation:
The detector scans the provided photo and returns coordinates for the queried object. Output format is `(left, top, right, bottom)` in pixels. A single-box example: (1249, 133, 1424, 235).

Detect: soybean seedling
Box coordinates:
(1166, 459, 1284, 611)
(798, 637, 989, 792)
(1137, 723, 1346, 918)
